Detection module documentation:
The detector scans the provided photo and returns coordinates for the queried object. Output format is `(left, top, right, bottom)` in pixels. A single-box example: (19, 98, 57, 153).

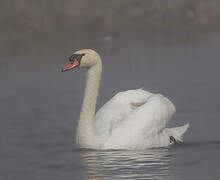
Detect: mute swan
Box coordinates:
(62, 49, 189, 150)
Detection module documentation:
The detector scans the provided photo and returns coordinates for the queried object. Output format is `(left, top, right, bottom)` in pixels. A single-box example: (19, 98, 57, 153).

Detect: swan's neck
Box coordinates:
(76, 62, 102, 149)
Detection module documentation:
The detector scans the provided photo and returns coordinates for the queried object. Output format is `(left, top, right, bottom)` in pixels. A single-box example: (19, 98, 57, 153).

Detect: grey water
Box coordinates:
(1, 34, 220, 179)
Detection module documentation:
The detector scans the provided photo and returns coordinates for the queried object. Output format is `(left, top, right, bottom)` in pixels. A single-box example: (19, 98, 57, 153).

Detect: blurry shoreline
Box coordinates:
(1, 0, 220, 58)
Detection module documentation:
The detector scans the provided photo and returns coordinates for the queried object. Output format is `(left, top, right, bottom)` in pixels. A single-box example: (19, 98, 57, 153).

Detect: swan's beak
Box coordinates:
(62, 59, 79, 72)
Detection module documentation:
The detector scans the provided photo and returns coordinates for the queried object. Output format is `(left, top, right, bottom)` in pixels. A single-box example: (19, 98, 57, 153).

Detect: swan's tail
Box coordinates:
(167, 123, 189, 143)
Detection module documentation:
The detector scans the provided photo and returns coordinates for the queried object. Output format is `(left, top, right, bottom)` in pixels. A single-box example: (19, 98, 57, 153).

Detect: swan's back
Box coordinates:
(94, 88, 189, 150)
(102, 94, 176, 149)
(94, 89, 152, 143)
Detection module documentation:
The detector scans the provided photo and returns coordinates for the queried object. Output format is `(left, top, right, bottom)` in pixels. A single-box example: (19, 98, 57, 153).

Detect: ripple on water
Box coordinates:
(80, 148, 171, 180)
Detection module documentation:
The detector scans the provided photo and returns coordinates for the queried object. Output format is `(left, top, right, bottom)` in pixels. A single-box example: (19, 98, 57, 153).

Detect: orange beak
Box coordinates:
(62, 59, 79, 72)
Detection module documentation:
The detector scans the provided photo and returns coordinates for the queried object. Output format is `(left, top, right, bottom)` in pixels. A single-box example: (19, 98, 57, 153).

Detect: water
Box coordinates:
(1, 34, 220, 179)
(81, 148, 171, 180)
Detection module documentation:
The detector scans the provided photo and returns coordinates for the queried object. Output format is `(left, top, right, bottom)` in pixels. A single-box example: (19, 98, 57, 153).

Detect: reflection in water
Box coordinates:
(80, 148, 171, 180)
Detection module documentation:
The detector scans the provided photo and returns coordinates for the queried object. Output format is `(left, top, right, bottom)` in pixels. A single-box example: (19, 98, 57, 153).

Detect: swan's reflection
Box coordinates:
(80, 148, 171, 180)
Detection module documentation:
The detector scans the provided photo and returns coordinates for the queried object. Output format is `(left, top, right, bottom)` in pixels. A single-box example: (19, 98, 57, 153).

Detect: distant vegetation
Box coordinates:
(1, 0, 220, 57)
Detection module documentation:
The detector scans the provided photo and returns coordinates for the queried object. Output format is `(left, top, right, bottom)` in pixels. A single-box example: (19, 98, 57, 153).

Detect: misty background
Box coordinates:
(0, 0, 220, 180)
(1, 0, 220, 60)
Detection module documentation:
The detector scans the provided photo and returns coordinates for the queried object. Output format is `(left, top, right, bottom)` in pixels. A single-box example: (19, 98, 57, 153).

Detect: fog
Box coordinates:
(1, 1, 220, 180)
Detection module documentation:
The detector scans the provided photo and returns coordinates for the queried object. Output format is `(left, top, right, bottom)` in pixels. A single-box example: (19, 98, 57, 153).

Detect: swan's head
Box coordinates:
(62, 49, 101, 72)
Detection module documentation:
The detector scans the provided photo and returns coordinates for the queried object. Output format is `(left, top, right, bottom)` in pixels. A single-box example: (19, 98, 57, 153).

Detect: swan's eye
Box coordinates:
(69, 53, 85, 64)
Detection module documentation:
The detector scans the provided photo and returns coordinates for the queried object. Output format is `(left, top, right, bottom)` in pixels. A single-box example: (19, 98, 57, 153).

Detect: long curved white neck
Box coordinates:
(76, 60, 102, 149)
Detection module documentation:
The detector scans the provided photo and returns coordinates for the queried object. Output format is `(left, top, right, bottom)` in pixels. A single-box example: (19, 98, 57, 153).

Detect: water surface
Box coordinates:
(0, 34, 220, 179)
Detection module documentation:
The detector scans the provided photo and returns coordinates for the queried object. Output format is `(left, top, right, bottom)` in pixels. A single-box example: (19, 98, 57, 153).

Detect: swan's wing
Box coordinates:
(103, 94, 176, 149)
(94, 89, 152, 142)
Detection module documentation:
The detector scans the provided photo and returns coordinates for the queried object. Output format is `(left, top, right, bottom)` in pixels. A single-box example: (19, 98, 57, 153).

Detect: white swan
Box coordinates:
(62, 49, 189, 150)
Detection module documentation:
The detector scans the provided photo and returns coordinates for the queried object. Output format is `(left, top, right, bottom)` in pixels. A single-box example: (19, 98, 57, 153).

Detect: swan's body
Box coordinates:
(62, 49, 189, 150)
